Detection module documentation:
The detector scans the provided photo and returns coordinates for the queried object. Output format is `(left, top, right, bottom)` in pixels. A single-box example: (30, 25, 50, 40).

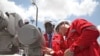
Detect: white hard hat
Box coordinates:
(55, 20, 71, 32)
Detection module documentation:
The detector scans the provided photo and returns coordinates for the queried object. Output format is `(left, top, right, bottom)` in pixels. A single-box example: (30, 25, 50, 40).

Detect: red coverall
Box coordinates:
(44, 33, 50, 47)
(52, 33, 66, 56)
(65, 18, 100, 56)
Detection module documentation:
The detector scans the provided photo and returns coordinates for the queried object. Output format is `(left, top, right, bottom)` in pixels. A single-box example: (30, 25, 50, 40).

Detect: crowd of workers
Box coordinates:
(0, 10, 100, 56)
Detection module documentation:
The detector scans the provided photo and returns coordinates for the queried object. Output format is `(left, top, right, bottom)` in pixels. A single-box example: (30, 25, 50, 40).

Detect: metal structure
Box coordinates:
(18, 24, 43, 56)
(31, 0, 38, 26)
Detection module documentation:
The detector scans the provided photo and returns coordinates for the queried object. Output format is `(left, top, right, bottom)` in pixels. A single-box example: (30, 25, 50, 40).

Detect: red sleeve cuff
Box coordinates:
(53, 50, 63, 56)
(69, 45, 75, 52)
(69, 43, 81, 53)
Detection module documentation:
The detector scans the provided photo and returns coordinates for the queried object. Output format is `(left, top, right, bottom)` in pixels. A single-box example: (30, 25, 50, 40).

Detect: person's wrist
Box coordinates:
(50, 50, 55, 55)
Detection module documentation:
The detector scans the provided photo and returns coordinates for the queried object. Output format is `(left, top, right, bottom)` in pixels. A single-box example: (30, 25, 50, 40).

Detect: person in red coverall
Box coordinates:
(64, 18, 100, 56)
(43, 20, 55, 56)
(51, 20, 70, 56)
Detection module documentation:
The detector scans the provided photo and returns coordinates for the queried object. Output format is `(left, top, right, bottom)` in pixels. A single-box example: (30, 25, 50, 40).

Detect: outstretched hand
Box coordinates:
(43, 47, 54, 55)
(64, 49, 74, 56)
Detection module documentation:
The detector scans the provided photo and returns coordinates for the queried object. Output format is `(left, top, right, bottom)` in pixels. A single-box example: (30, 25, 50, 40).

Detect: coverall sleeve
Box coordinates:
(53, 35, 66, 56)
(69, 27, 99, 53)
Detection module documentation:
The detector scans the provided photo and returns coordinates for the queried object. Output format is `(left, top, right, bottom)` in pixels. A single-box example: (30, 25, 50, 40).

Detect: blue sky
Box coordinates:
(0, 0, 100, 43)
(11, 0, 31, 7)
(12, 0, 100, 44)
(10, 0, 100, 25)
